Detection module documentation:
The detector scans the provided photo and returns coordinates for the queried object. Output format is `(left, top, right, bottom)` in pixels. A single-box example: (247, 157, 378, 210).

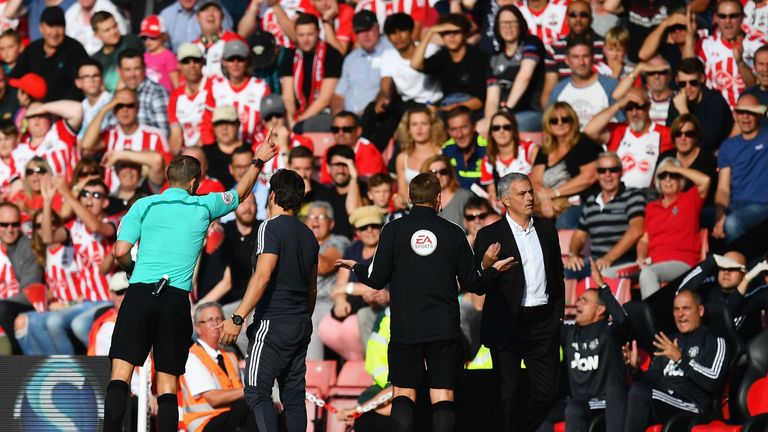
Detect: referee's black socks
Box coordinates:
(157, 393, 179, 432)
(391, 395, 415, 432)
(432, 400, 455, 432)
(104, 380, 129, 431)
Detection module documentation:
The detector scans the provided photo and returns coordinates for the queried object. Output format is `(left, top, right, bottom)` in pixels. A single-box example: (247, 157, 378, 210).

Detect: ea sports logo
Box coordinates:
(410, 230, 437, 256)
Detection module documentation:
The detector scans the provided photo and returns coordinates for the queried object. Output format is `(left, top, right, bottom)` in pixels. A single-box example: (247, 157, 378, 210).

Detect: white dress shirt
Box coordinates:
(183, 339, 225, 397)
(505, 214, 548, 306)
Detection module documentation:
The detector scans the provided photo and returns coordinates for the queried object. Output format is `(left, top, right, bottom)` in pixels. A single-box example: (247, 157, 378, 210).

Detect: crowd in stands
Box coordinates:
(0, 0, 765, 430)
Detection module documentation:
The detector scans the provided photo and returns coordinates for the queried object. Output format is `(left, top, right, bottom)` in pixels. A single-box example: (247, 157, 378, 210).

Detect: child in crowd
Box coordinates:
(0, 29, 22, 73)
(0, 120, 20, 199)
(366, 173, 405, 224)
(597, 26, 634, 79)
(139, 15, 179, 92)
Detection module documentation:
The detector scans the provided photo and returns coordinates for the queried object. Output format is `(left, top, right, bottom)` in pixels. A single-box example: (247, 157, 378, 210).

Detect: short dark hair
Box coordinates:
(288, 145, 313, 164)
(677, 288, 704, 306)
(755, 44, 768, 60)
(167, 155, 202, 186)
(367, 173, 392, 189)
(118, 48, 144, 68)
(678, 57, 705, 76)
(566, 36, 594, 55)
(409, 173, 441, 205)
(333, 111, 360, 128)
(269, 169, 305, 213)
(0, 29, 20, 44)
(82, 179, 109, 195)
(90, 10, 115, 31)
(295, 13, 320, 29)
(437, 13, 471, 35)
(78, 58, 104, 75)
(383, 13, 414, 35)
(463, 197, 494, 214)
(232, 146, 254, 159)
(445, 105, 472, 123)
(326, 144, 355, 164)
(0, 120, 17, 137)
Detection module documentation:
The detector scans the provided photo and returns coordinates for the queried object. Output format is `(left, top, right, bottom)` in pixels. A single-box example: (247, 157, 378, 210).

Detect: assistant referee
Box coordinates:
(103, 139, 276, 432)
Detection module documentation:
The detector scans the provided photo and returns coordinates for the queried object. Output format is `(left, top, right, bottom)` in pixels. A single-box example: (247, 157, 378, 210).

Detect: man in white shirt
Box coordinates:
(75, 58, 112, 143)
(65, 0, 127, 55)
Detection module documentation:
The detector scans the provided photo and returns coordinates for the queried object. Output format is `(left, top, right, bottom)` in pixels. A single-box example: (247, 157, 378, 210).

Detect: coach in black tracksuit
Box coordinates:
(339, 173, 514, 432)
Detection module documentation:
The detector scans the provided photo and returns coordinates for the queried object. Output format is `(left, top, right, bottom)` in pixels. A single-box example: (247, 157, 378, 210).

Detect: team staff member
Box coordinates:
(474, 172, 565, 432)
(337, 173, 516, 432)
(103, 136, 277, 432)
(219, 169, 319, 432)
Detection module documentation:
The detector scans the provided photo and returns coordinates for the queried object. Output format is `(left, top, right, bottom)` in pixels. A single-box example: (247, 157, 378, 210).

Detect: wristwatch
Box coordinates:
(231, 314, 244, 325)
(252, 158, 265, 170)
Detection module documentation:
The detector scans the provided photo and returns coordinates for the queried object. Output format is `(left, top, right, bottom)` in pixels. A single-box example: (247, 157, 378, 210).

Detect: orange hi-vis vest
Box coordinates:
(86, 308, 117, 356)
(179, 343, 243, 432)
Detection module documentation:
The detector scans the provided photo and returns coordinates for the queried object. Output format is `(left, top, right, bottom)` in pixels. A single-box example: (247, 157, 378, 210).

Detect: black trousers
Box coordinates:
(564, 381, 627, 432)
(202, 399, 257, 432)
(624, 381, 697, 432)
(0, 298, 33, 354)
(491, 305, 561, 432)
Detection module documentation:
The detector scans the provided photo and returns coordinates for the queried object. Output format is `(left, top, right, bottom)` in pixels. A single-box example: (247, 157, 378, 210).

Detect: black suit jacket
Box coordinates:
(473, 216, 565, 350)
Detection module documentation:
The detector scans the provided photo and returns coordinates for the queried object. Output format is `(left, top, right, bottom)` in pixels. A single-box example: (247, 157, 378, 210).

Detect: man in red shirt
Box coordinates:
(319, 111, 386, 184)
(168, 43, 207, 152)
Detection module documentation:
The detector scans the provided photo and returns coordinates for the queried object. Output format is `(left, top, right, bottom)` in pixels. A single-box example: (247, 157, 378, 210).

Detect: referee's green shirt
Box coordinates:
(117, 188, 240, 291)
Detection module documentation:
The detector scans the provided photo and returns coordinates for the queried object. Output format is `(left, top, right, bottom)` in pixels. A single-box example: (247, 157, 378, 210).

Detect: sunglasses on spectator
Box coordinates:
(673, 130, 697, 138)
(645, 70, 670, 76)
(264, 113, 284, 121)
(80, 170, 100, 177)
(656, 172, 683, 180)
(114, 103, 137, 111)
(141, 35, 160, 41)
(464, 212, 489, 221)
(439, 30, 462, 36)
(490, 124, 513, 132)
(568, 11, 590, 18)
(625, 102, 650, 111)
(79, 190, 105, 199)
(678, 79, 700, 88)
(356, 224, 382, 232)
(226, 56, 247, 63)
(596, 166, 621, 174)
(0, 221, 20, 228)
(331, 126, 355, 134)
(113, 288, 127, 296)
(26, 167, 47, 176)
(180, 57, 204, 65)
(549, 116, 572, 126)
(431, 168, 450, 176)
(717, 12, 742, 20)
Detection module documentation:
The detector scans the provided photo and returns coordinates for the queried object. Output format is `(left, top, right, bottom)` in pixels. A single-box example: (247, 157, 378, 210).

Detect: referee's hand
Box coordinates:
(217, 319, 242, 346)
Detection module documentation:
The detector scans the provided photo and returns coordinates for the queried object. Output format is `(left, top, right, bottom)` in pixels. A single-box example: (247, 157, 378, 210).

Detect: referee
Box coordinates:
(103, 138, 276, 432)
(336, 173, 516, 432)
(219, 169, 319, 432)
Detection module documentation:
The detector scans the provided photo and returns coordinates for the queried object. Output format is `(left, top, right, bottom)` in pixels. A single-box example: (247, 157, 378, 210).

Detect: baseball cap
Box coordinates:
(108, 272, 130, 293)
(353, 10, 377, 33)
(40, 6, 66, 26)
(222, 39, 249, 60)
(212, 105, 239, 124)
(140, 15, 166, 38)
(260, 94, 286, 119)
(251, 31, 276, 68)
(176, 43, 204, 61)
(713, 254, 746, 272)
(349, 206, 384, 229)
(9, 73, 47, 101)
(198, 0, 223, 11)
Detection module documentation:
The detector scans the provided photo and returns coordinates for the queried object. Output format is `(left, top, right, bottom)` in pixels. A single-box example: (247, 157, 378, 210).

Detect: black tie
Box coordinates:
(216, 353, 227, 375)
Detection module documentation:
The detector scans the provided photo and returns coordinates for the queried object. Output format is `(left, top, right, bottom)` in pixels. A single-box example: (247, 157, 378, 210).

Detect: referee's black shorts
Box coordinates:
(109, 282, 193, 376)
(388, 338, 463, 389)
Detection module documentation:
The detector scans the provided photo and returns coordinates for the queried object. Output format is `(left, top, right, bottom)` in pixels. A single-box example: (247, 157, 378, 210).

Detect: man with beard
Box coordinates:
(319, 144, 364, 239)
(613, 56, 674, 126)
(584, 87, 673, 190)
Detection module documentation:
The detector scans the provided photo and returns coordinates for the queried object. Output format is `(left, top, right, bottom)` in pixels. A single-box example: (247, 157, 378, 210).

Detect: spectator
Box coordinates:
(159, 0, 234, 52)
(565, 152, 645, 279)
(10, 6, 89, 102)
(86, 272, 127, 356)
(321, 205, 386, 360)
(321, 144, 364, 238)
(168, 43, 206, 153)
(201, 39, 270, 146)
(411, 13, 488, 115)
(743, 45, 768, 105)
(362, 12, 442, 152)
(613, 56, 674, 126)
(637, 159, 710, 298)
(637, 11, 687, 71)
(480, 111, 540, 205)
(531, 101, 600, 229)
(202, 106, 250, 190)
(0, 202, 43, 353)
(280, 14, 342, 133)
(9, 157, 51, 222)
(667, 58, 734, 152)
(462, 196, 500, 248)
(9, 72, 46, 120)
(193, 0, 246, 79)
(714, 95, 768, 243)
(393, 105, 445, 208)
(319, 111, 386, 184)
(422, 154, 475, 227)
(287, 145, 328, 217)
(305, 200, 351, 359)
(548, 38, 621, 128)
(686, 0, 765, 109)
(0, 67, 18, 122)
(441, 106, 486, 190)
(80, 88, 169, 192)
(744, 0, 768, 36)
(353, 0, 428, 36)
(485, 5, 547, 131)
(75, 59, 112, 143)
(0, 30, 22, 73)
(306, 0, 355, 55)
(237, 0, 304, 48)
(91, 11, 143, 93)
(0, 120, 20, 198)
(102, 157, 157, 217)
(4, 0, 75, 42)
(622, 290, 730, 431)
(64, 0, 127, 55)
(584, 87, 673, 190)
(334, 10, 391, 115)
(365, 173, 405, 224)
(517, 0, 569, 47)
(15, 100, 82, 178)
(546, 0, 605, 81)
(180, 146, 226, 194)
(139, 15, 179, 93)
(595, 26, 633, 79)
(116, 49, 170, 136)
(602, 0, 669, 61)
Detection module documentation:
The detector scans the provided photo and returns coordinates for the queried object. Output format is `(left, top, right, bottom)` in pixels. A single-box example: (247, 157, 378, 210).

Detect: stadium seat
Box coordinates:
(700, 228, 709, 261)
(623, 300, 657, 354)
(23, 283, 47, 312)
(304, 132, 336, 159)
(305, 360, 338, 399)
(573, 276, 632, 305)
(326, 361, 373, 432)
(333, 360, 373, 391)
(558, 229, 575, 264)
(520, 131, 543, 146)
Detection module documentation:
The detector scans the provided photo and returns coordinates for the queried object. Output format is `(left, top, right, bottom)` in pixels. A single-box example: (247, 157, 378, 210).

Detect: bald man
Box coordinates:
(181, 146, 226, 194)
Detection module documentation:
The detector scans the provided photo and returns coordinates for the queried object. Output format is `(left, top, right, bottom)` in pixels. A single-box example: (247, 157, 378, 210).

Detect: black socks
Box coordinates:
(103, 380, 129, 432)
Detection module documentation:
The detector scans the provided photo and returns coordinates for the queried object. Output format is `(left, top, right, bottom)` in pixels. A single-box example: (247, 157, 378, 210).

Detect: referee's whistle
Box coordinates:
(152, 275, 170, 298)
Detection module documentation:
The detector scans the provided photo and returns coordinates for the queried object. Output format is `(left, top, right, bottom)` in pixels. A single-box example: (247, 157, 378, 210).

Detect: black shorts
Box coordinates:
(109, 283, 193, 376)
(387, 339, 463, 389)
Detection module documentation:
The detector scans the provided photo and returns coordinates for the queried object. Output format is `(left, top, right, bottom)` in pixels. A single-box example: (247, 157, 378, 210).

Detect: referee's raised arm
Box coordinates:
(235, 129, 277, 201)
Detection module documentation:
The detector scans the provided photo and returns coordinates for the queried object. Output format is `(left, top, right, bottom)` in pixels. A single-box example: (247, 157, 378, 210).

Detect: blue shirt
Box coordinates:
(117, 188, 240, 291)
(442, 135, 487, 189)
(159, 1, 234, 51)
(336, 37, 392, 114)
(718, 127, 768, 204)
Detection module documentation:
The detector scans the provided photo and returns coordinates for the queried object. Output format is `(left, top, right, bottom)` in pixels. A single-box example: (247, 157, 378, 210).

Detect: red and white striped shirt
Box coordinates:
(480, 140, 537, 185)
(101, 125, 170, 191)
(194, 31, 247, 79)
(168, 85, 208, 147)
(201, 76, 271, 145)
(607, 123, 673, 189)
(259, 0, 313, 48)
(69, 218, 114, 302)
(303, 2, 356, 43)
(46, 244, 80, 304)
(517, 0, 570, 48)
(0, 152, 19, 195)
(744, 1, 768, 37)
(354, 0, 428, 28)
(696, 31, 767, 108)
(0, 244, 18, 300)
(16, 120, 78, 178)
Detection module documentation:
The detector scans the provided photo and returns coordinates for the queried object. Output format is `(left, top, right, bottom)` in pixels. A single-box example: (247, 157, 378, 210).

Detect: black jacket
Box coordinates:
(354, 205, 496, 344)
(473, 216, 565, 350)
